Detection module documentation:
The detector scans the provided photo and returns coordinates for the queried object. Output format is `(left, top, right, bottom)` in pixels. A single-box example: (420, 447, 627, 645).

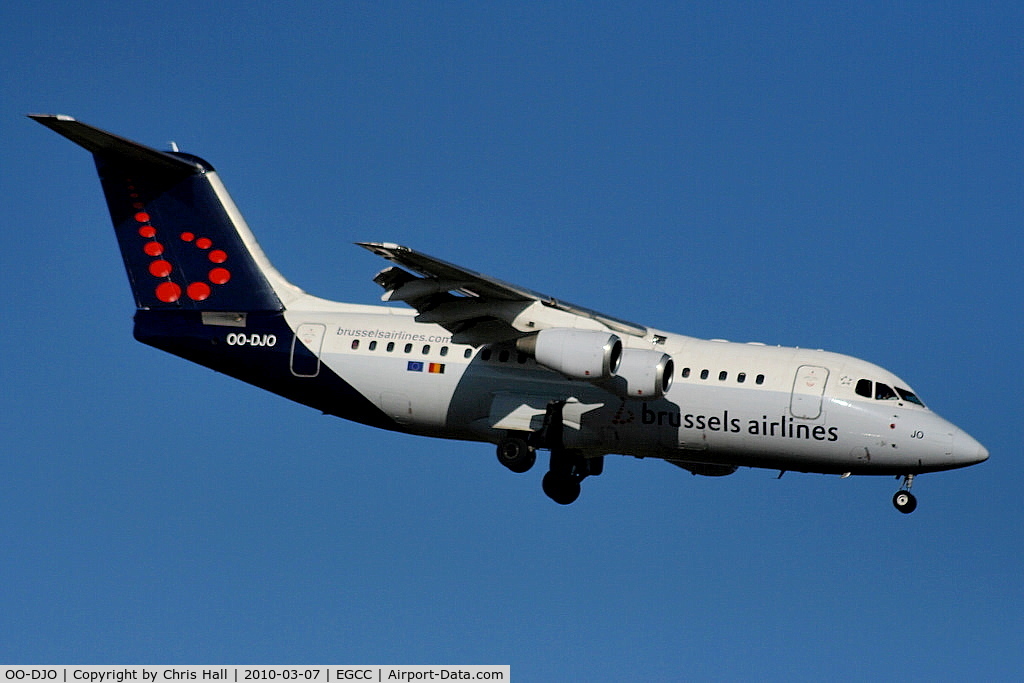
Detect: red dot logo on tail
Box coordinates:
(128, 187, 233, 303)
(155, 282, 181, 303)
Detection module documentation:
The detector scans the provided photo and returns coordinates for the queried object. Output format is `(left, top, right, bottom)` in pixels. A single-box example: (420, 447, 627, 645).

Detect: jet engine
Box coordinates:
(607, 349, 675, 399)
(516, 328, 622, 380)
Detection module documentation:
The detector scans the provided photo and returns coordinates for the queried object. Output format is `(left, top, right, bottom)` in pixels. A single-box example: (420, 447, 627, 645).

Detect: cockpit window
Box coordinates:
(896, 387, 925, 406)
(874, 383, 898, 400)
(855, 379, 872, 398)
(855, 378, 926, 406)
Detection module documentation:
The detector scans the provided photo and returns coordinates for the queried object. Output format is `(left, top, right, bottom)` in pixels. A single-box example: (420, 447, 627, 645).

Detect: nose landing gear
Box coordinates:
(893, 474, 917, 514)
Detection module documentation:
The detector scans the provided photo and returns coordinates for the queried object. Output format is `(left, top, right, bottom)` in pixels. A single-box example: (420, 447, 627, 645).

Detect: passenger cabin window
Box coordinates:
(718, 371, 728, 381)
(386, 342, 395, 352)
(464, 348, 473, 359)
(737, 372, 746, 383)
(369, 341, 377, 351)
(681, 367, 691, 378)
(755, 374, 765, 385)
(351, 339, 359, 350)
(404, 343, 413, 354)
(700, 369, 709, 380)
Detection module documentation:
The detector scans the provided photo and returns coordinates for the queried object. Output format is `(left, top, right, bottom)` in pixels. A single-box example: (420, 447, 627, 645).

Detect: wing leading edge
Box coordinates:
(356, 242, 647, 343)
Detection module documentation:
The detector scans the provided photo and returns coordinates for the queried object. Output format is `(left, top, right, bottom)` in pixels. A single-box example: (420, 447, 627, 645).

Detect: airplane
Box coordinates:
(30, 114, 989, 513)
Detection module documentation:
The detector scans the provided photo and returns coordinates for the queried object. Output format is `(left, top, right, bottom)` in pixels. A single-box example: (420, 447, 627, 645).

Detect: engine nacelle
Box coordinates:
(608, 349, 675, 399)
(517, 328, 622, 380)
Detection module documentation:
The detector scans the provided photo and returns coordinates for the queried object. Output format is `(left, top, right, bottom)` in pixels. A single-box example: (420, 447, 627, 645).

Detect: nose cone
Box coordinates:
(952, 429, 989, 467)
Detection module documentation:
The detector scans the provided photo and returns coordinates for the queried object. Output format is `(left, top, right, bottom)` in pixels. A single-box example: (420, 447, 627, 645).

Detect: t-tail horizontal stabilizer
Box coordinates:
(30, 114, 285, 312)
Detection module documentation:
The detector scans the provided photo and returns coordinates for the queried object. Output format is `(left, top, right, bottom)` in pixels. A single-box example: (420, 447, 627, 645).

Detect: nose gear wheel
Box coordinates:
(893, 474, 918, 514)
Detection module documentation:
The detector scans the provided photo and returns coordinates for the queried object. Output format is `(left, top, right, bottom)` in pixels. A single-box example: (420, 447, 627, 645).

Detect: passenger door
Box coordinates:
(291, 323, 326, 377)
(790, 365, 829, 419)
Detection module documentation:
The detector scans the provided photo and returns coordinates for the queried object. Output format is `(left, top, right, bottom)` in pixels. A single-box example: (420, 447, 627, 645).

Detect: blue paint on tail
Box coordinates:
(30, 115, 283, 312)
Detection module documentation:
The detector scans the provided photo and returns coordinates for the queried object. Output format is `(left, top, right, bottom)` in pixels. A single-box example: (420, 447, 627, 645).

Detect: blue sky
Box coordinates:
(2, 1, 1021, 678)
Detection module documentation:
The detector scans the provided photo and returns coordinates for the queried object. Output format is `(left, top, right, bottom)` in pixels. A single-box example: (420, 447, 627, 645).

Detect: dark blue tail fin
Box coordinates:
(30, 115, 284, 312)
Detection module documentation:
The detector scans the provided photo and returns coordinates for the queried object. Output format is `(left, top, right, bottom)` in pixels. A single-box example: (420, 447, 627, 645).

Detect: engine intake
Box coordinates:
(517, 328, 622, 380)
(608, 349, 674, 399)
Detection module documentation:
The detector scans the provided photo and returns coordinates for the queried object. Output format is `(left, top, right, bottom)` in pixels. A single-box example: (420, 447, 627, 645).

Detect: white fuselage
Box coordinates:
(279, 298, 985, 476)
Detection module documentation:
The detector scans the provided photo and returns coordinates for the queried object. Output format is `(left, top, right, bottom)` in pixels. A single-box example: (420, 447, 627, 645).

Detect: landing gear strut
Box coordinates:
(537, 400, 603, 505)
(893, 474, 917, 514)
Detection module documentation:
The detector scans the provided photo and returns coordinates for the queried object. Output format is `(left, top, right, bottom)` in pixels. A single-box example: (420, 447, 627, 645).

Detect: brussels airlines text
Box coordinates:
(642, 406, 839, 442)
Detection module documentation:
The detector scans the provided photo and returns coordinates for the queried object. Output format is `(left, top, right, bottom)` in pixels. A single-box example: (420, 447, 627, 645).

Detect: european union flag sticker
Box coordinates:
(407, 361, 424, 372)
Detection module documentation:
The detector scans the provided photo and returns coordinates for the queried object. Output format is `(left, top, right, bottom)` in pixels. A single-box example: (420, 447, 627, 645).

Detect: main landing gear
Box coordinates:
(496, 435, 536, 473)
(893, 474, 918, 514)
(541, 448, 603, 505)
(494, 399, 603, 505)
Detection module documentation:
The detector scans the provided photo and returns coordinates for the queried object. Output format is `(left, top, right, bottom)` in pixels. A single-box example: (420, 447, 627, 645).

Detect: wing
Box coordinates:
(356, 242, 647, 344)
